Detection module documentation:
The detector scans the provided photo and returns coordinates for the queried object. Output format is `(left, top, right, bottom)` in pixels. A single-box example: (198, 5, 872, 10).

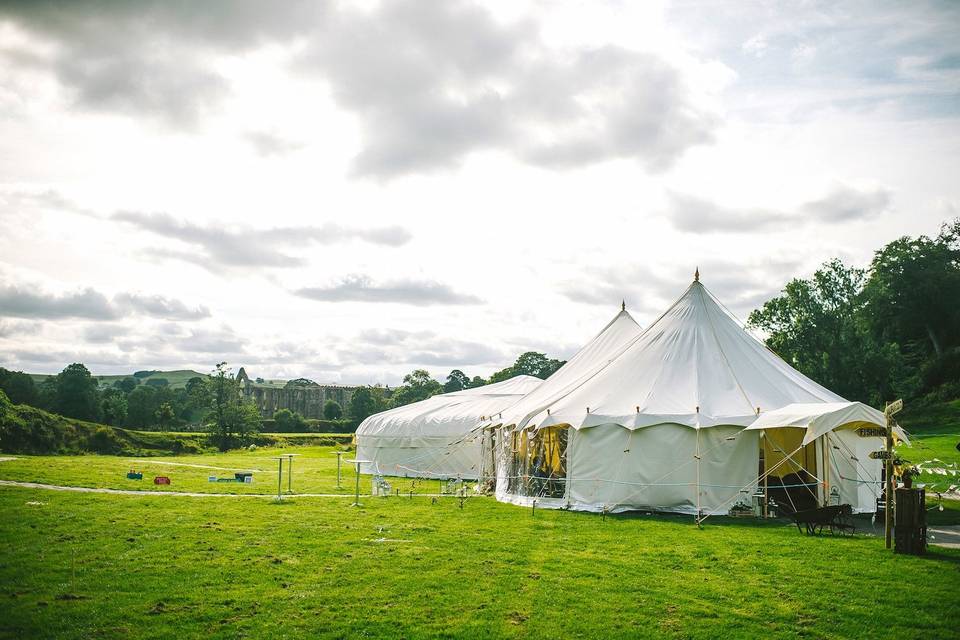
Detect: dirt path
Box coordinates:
(929, 525, 960, 549)
(0, 479, 359, 498)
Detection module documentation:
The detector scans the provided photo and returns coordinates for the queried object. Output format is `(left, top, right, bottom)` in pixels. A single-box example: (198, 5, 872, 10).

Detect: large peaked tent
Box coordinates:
(495, 276, 887, 516)
(356, 375, 543, 480)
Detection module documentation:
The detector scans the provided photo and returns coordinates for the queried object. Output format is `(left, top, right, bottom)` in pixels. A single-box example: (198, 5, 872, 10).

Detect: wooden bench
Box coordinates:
(789, 504, 855, 536)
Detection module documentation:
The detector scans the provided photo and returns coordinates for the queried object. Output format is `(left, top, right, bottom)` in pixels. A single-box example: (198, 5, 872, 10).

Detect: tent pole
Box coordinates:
(695, 424, 702, 527)
(823, 434, 831, 506)
(761, 432, 768, 518)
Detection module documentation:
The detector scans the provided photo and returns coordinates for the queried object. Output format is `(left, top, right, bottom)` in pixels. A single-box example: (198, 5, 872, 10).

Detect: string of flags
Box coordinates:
(916, 459, 959, 477)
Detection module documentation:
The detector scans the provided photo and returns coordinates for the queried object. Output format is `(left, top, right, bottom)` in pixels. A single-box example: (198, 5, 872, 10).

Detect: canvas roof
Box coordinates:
(356, 375, 543, 439)
(510, 278, 845, 431)
(495, 307, 643, 430)
(745, 401, 909, 445)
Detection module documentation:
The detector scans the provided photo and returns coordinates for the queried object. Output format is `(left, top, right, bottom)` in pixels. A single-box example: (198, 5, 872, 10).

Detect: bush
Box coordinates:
(272, 408, 307, 432)
(86, 426, 124, 454)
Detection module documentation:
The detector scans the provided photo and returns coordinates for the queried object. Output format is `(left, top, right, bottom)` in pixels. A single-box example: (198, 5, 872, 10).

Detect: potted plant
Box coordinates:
(895, 457, 919, 488)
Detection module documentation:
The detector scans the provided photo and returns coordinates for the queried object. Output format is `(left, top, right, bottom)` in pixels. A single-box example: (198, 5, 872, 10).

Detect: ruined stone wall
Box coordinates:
(242, 382, 356, 419)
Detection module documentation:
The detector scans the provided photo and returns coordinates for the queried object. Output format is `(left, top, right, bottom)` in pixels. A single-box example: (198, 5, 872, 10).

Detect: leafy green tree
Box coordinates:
(145, 378, 169, 388)
(113, 377, 139, 393)
(53, 363, 101, 421)
(206, 363, 260, 450)
(863, 220, 960, 361)
(443, 369, 470, 393)
(468, 376, 487, 388)
(347, 385, 391, 422)
(323, 399, 343, 420)
(273, 408, 307, 432)
(489, 352, 565, 384)
(100, 388, 128, 425)
(391, 369, 443, 407)
(154, 402, 175, 430)
(224, 401, 261, 446)
(125, 385, 159, 427)
(749, 259, 906, 405)
(0, 368, 37, 406)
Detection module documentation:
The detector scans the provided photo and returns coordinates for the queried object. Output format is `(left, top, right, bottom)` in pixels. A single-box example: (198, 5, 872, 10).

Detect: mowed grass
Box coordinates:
(1, 449, 960, 639)
(0, 446, 367, 495)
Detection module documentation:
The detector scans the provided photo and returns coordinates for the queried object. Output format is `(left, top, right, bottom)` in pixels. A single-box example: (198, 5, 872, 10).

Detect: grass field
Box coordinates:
(1, 446, 959, 639)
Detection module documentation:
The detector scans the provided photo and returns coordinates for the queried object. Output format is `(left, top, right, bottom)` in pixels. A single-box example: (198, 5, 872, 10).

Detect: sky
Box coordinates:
(0, 0, 958, 385)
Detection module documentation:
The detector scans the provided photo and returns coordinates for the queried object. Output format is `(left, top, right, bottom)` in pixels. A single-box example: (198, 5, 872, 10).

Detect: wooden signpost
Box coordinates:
(884, 399, 903, 550)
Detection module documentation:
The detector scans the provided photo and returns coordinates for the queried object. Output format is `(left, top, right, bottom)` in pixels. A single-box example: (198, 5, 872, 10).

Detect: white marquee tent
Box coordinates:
(355, 375, 543, 480)
(494, 275, 890, 517)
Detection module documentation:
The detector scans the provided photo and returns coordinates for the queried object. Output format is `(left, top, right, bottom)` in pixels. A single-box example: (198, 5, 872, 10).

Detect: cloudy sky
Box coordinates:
(0, 0, 958, 384)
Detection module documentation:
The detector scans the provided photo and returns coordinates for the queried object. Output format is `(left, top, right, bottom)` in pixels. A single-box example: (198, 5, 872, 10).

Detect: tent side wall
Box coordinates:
(827, 428, 883, 513)
(565, 424, 759, 514)
(357, 435, 483, 479)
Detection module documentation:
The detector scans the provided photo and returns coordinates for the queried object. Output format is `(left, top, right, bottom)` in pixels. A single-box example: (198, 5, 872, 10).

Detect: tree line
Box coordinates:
(748, 219, 960, 407)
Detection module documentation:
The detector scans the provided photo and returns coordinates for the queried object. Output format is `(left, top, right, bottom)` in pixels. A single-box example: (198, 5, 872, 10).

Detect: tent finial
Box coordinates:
(694, 266, 700, 282)
(621, 299, 626, 312)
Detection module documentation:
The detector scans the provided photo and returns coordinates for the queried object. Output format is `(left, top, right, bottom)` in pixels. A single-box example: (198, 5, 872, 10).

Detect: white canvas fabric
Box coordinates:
(745, 402, 896, 445)
(495, 308, 643, 431)
(496, 278, 884, 515)
(356, 375, 542, 479)
(511, 280, 844, 432)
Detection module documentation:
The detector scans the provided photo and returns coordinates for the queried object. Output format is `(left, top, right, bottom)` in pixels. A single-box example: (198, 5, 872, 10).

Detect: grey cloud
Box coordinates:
(114, 210, 411, 270)
(2, 1, 716, 175)
(0, 282, 209, 322)
(245, 131, 305, 157)
(302, 3, 715, 177)
(82, 324, 131, 344)
(0, 0, 324, 126)
(114, 293, 210, 320)
(176, 327, 245, 355)
(0, 319, 42, 338)
(667, 185, 892, 233)
(799, 185, 892, 222)
(559, 258, 803, 321)
(0, 285, 118, 320)
(342, 328, 506, 367)
(295, 274, 483, 306)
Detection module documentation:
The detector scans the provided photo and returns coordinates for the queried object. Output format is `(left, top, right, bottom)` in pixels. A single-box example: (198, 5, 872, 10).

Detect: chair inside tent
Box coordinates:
(761, 428, 821, 514)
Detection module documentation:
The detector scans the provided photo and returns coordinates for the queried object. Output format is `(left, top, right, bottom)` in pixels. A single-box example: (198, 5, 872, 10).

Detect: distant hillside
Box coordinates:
(0, 390, 351, 456)
(28, 369, 207, 390)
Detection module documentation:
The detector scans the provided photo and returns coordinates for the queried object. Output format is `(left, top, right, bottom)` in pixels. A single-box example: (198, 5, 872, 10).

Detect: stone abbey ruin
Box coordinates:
(236, 367, 357, 419)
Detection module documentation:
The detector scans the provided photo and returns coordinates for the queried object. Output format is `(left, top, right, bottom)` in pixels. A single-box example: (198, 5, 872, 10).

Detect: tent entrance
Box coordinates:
(762, 429, 820, 513)
(507, 426, 568, 499)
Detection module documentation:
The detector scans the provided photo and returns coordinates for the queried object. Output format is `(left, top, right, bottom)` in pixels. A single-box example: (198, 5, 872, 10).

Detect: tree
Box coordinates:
(206, 363, 260, 450)
(113, 377, 139, 393)
(0, 368, 37, 406)
(145, 378, 169, 388)
(154, 402, 175, 430)
(489, 352, 566, 384)
(53, 363, 101, 421)
(748, 259, 906, 405)
(126, 386, 159, 427)
(468, 376, 487, 388)
(347, 386, 391, 422)
(273, 408, 307, 432)
(391, 369, 443, 407)
(323, 399, 343, 420)
(100, 388, 128, 426)
(443, 369, 470, 393)
(863, 219, 960, 361)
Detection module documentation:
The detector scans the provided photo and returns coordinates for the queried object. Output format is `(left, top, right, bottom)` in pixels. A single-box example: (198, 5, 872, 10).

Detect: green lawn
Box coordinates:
(0, 446, 365, 495)
(1, 447, 959, 639)
(897, 399, 960, 497)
